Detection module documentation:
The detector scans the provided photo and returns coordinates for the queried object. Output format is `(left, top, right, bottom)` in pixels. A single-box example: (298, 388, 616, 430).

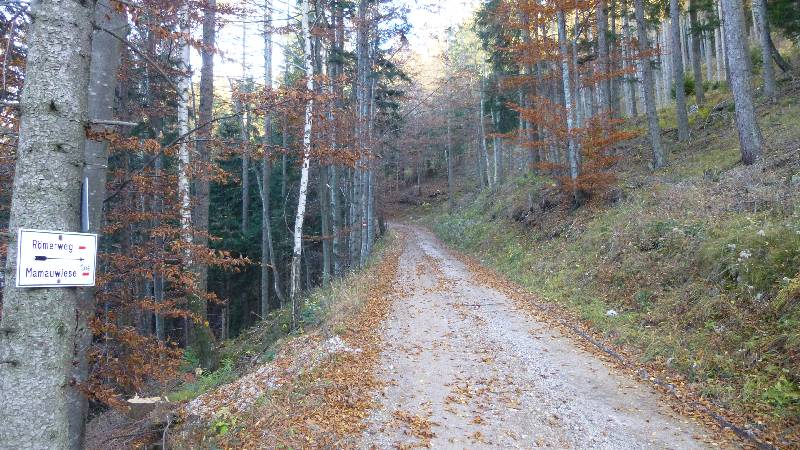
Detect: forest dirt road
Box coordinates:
(361, 224, 720, 449)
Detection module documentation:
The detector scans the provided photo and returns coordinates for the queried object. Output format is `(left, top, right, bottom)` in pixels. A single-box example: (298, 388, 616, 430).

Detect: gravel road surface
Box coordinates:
(361, 224, 718, 449)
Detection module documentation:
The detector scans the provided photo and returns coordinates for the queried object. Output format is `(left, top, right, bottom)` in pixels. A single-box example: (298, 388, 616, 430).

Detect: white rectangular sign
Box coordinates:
(16, 228, 98, 288)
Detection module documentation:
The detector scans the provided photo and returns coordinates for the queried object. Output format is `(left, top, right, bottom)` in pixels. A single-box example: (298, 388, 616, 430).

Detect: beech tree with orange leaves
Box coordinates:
(470, 0, 638, 203)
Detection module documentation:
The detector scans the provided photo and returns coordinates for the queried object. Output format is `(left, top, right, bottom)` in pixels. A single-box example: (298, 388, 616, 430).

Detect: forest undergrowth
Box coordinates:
(85, 232, 402, 449)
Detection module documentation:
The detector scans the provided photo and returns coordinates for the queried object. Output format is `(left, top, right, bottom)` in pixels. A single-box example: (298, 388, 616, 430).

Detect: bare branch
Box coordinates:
(90, 119, 139, 127)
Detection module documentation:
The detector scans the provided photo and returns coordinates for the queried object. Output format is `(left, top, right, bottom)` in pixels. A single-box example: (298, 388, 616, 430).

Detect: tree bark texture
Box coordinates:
(195, 0, 215, 299)
(671, 0, 691, 141)
(689, 0, 705, 104)
(557, 9, 581, 190)
(720, 0, 765, 164)
(71, 2, 127, 448)
(0, 1, 95, 448)
(752, 0, 776, 100)
(635, 0, 666, 168)
(290, 0, 315, 328)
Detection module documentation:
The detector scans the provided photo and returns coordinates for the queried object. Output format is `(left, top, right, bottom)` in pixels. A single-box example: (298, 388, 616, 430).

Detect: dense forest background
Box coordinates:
(1, 0, 800, 447)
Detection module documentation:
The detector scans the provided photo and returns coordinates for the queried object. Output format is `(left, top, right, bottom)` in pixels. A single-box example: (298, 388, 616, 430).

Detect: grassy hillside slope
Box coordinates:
(413, 84, 800, 441)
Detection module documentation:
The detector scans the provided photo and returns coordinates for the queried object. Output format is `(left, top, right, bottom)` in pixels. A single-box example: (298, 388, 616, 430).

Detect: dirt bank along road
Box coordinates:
(361, 224, 723, 449)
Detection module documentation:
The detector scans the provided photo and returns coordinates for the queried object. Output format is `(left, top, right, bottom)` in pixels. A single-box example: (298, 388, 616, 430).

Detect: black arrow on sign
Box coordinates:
(34, 256, 85, 262)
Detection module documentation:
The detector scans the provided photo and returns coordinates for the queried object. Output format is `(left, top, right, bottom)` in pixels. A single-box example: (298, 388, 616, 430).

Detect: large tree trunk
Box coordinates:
(476, 96, 486, 188)
(153, 154, 166, 340)
(659, 24, 671, 107)
(718, 1, 729, 81)
(557, 9, 581, 198)
(623, 3, 639, 117)
(330, 1, 344, 277)
(479, 75, 491, 188)
(367, 167, 376, 255)
(350, 0, 368, 267)
(446, 101, 454, 211)
(682, 15, 690, 69)
(348, 167, 360, 267)
(610, 0, 622, 117)
(704, 14, 714, 82)
(720, 0, 764, 164)
(494, 80, 505, 185)
(689, 0, 705, 104)
(0, 0, 94, 447)
(196, 0, 215, 311)
(240, 108, 250, 234)
(573, 10, 584, 129)
(359, 167, 369, 267)
(715, 7, 724, 80)
(262, 0, 285, 313)
(635, 0, 666, 168)
(491, 108, 499, 187)
(753, 0, 776, 100)
(290, 0, 315, 328)
(319, 163, 331, 286)
(671, 0, 691, 141)
(70, 3, 127, 448)
(240, 25, 251, 235)
(519, 11, 539, 173)
(364, 55, 377, 260)
(329, 165, 341, 276)
(261, 0, 272, 316)
(597, 0, 611, 116)
(178, 4, 213, 367)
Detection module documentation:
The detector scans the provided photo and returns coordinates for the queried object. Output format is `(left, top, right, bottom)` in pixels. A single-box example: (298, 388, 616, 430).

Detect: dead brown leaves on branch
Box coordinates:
(90, 126, 249, 408)
(492, 0, 649, 202)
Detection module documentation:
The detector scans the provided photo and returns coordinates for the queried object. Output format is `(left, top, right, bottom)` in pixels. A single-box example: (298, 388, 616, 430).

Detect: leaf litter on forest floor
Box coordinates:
(390, 409, 438, 448)
(173, 231, 405, 448)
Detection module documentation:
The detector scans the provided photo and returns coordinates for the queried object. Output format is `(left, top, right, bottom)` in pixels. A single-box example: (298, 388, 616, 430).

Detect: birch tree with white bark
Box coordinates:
(290, 0, 315, 328)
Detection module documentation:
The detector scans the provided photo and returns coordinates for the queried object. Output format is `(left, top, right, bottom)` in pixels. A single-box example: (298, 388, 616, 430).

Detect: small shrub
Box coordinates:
(169, 358, 237, 402)
(707, 80, 727, 91)
(210, 407, 238, 436)
(671, 74, 696, 99)
(697, 105, 712, 122)
(763, 376, 800, 410)
(182, 347, 200, 372)
(636, 219, 692, 253)
(634, 290, 654, 310)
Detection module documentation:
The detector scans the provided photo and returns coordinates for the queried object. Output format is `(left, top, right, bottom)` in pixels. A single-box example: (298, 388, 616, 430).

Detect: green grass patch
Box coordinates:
(420, 175, 800, 422)
(169, 358, 237, 402)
